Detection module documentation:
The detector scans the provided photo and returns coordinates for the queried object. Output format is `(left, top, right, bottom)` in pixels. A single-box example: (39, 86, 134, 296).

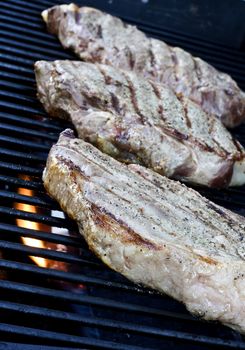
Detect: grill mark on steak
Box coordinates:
(177, 95, 192, 129)
(148, 42, 156, 73)
(91, 204, 159, 249)
(170, 48, 179, 83)
(56, 155, 89, 181)
(97, 24, 102, 38)
(148, 81, 166, 122)
(110, 92, 121, 114)
(126, 47, 135, 69)
(183, 105, 192, 128)
(149, 81, 161, 99)
(96, 65, 122, 114)
(122, 72, 148, 125)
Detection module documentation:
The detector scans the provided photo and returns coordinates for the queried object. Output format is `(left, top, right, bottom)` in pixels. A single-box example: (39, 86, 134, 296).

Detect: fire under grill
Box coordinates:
(1, 0, 245, 349)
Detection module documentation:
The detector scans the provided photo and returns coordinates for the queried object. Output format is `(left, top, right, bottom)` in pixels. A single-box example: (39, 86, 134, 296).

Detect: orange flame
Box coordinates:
(14, 176, 72, 272)
(15, 182, 47, 268)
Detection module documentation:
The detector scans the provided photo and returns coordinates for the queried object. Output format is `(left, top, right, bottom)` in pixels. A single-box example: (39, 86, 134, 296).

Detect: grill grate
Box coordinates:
(1, 0, 245, 349)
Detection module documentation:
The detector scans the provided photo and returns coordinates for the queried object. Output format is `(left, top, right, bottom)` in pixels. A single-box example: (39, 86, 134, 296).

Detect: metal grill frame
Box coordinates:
(1, 0, 245, 349)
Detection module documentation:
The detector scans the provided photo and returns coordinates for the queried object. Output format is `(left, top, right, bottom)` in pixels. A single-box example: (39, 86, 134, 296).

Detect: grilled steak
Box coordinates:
(42, 3, 245, 128)
(44, 128, 245, 334)
(35, 60, 245, 188)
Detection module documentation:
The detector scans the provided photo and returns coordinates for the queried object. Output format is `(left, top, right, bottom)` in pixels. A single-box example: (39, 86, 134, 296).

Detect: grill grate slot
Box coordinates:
(1, 0, 245, 349)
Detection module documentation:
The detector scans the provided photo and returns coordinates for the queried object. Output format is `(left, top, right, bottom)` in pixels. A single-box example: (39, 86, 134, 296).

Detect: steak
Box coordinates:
(35, 60, 245, 188)
(43, 128, 245, 334)
(41, 3, 245, 128)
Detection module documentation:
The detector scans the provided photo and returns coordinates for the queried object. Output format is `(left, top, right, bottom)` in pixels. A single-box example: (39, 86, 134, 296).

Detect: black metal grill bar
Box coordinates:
(0, 80, 33, 92)
(0, 190, 53, 207)
(5, 0, 61, 11)
(0, 122, 58, 141)
(0, 343, 81, 350)
(0, 135, 51, 150)
(0, 223, 82, 246)
(0, 149, 47, 162)
(3, 0, 48, 11)
(0, 148, 47, 162)
(0, 343, 79, 350)
(0, 37, 71, 58)
(0, 29, 58, 51)
(0, 300, 244, 349)
(0, 241, 98, 266)
(0, 279, 194, 321)
(0, 135, 50, 150)
(0, 323, 150, 350)
(0, 14, 42, 29)
(0, 29, 63, 50)
(0, 6, 42, 25)
(0, 90, 36, 103)
(0, 175, 43, 190)
(0, 112, 65, 131)
(0, 71, 34, 84)
(0, 207, 71, 228)
(0, 259, 149, 292)
(0, 7, 45, 23)
(0, 161, 43, 175)
(194, 193, 245, 209)
(0, 22, 58, 43)
(0, 100, 46, 115)
(0, 1, 40, 15)
(1, 48, 59, 65)
(1, 53, 35, 66)
(0, 62, 34, 75)
(0, 146, 42, 162)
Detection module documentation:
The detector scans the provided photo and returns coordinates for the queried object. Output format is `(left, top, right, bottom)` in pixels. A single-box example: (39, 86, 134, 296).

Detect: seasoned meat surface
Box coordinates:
(35, 60, 245, 188)
(42, 3, 245, 128)
(43, 129, 245, 334)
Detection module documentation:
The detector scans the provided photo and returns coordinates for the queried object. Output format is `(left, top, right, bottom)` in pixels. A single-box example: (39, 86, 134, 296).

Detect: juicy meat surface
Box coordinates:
(42, 3, 245, 128)
(35, 60, 245, 188)
(43, 129, 245, 334)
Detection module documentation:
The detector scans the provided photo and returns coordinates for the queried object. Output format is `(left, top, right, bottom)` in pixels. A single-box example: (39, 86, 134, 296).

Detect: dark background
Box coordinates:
(81, 0, 245, 50)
